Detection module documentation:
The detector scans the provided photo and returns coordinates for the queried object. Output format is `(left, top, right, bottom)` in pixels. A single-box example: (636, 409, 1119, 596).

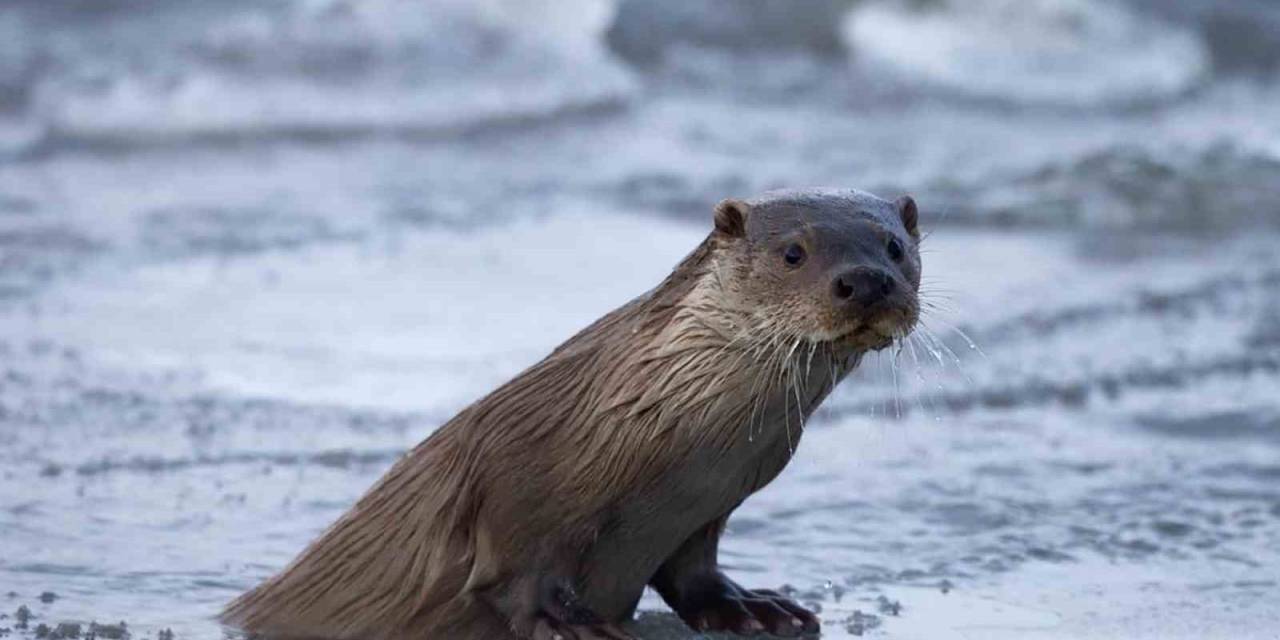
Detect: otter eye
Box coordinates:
(887, 237, 905, 262)
(783, 243, 806, 267)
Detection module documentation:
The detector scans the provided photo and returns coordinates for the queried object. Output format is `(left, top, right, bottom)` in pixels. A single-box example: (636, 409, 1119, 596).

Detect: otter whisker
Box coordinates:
(921, 320, 977, 378)
(743, 322, 789, 443)
(919, 298, 959, 314)
(916, 314, 962, 366)
(875, 349, 894, 420)
(747, 339, 782, 441)
(949, 326, 986, 361)
(911, 322, 951, 369)
(914, 321, 973, 386)
(825, 346, 845, 421)
(793, 340, 813, 423)
(890, 337, 905, 419)
(758, 337, 785, 443)
(779, 336, 802, 454)
(919, 316, 987, 363)
(904, 333, 943, 422)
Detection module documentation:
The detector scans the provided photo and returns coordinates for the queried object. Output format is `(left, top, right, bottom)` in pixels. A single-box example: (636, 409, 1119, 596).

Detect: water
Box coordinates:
(1, 1, 1279, 638)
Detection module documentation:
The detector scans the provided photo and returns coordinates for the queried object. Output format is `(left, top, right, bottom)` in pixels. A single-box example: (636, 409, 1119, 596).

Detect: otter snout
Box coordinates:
(831, 267, 896, 311)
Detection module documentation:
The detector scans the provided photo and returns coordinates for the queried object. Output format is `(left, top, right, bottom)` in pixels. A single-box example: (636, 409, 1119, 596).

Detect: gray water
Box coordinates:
(1, 1, 1279, 638)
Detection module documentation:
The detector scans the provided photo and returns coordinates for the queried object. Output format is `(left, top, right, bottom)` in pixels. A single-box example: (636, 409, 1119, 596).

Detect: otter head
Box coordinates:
(710, 188, 921, 352)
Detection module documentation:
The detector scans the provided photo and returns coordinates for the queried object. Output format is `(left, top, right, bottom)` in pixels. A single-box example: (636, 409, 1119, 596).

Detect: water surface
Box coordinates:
(2, 1, 1279, 638)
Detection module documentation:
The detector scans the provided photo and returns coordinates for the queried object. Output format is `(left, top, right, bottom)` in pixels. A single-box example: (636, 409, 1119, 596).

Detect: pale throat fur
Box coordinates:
(518, 231, 861, 504)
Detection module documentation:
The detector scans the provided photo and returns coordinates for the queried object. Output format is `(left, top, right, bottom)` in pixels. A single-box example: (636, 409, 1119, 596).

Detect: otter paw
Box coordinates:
(679, 587, 819, 637)
(532, 619, 636, 640)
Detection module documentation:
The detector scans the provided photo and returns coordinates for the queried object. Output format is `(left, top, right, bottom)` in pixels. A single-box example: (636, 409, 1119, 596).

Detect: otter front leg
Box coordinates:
(467, 514, 636, 640)
(651, 518, 820, 637)
(477, 571, 635, 640)
(531, 578, 635, 640)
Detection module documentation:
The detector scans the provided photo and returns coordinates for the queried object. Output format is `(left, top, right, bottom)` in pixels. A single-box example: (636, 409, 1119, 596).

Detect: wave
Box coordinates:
(2, 0, 634, 155)
(918, 142, 1280, 230)
(20, 73, 629, 157)
(1123, 0, 1280, 74)
(844, 0, 1210, 106)
(606, 0, 853, 64)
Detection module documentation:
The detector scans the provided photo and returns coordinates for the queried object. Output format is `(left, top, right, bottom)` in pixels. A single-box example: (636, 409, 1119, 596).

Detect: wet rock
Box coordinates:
(843, 610, 881, 636)
(49, 622, 80, 639)
(34, 624, 49, 639)
(875, 595, 902, 616)
(822, 580, 846, 602)
(38, 593, 56, 604)
(13, 607, 29, 630)
(156, 629, 174, 640)
(87, 622, 128, 640)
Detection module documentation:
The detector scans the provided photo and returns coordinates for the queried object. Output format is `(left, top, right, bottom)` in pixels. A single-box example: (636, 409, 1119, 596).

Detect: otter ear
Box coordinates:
(894, 195, 919, 238)
(713, 198, 749, 238)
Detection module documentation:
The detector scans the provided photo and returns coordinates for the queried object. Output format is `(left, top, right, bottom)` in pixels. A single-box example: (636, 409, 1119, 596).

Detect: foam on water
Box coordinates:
(3, 210, 1278, 639)
(845, 0, 1209, 106)
(7, 0, 633, 151)
(8, 209, 700, 412)
(3, 1, 1280, 638)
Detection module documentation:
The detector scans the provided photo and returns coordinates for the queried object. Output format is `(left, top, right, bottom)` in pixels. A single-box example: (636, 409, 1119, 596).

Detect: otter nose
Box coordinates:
(832, 268, 896, 308)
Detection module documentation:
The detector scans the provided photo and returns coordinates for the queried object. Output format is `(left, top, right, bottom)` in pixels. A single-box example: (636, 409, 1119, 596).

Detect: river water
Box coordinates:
(1, 1, 1278, 638)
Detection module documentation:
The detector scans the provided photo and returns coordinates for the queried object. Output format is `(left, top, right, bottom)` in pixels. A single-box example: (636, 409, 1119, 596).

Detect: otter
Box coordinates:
(222, 188, 922, 640)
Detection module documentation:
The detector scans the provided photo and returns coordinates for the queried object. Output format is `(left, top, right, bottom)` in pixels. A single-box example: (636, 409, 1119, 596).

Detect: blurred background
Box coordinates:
(1, 0, 1278, 638)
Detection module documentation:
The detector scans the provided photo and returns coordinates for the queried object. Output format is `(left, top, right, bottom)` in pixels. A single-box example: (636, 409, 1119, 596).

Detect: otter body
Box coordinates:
(223, 188, 923, 640)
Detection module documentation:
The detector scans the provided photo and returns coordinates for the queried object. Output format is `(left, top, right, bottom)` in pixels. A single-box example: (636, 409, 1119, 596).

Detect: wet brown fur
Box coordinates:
(222, 188, 921, 640)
